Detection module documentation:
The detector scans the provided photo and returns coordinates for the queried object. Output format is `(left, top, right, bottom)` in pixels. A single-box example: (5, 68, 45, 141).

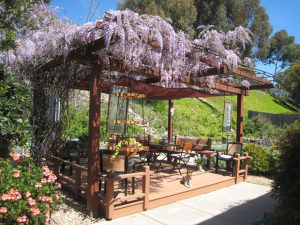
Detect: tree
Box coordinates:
(118, 0, 272, 59)
(194, 0, 272, 59)
(280, 61, 300, 106)
(118, 0, 197, 37)
(0, 0, 50, 157)
(263, 30, 300, 76)
(272, 121, 300, 225)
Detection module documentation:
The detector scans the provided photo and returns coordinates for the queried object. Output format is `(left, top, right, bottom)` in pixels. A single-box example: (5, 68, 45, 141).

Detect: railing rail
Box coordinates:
(105, 166, 151, 220)
(52, 155, 87, 198)
(233, 153, 251, 183)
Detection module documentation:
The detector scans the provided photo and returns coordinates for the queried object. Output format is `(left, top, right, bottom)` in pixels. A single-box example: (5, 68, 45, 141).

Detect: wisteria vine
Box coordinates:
(1, 4, 254, 89)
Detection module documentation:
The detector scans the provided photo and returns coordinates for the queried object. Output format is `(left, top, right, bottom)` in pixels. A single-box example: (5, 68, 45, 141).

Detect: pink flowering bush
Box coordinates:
(0, 152, 61, 224)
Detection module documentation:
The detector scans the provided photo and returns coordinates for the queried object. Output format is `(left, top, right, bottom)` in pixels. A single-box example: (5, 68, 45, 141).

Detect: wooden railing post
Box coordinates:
(243, 153, 249, 180)
(235, 154, 240, 183)
(54, 158, 60, 178)
(142, 166, 150, 211)
(75, 167, 82, 198)
(105, 170, 114, 220)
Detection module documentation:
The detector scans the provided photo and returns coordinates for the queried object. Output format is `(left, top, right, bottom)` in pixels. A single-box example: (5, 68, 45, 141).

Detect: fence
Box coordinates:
(248, 110, 300, 127)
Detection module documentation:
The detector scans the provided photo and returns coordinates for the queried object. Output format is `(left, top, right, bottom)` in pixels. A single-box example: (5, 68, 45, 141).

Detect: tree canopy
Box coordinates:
(263, 30, 300, 75)
(280, 61, 300, 106)
(118, 0, 197, 37)
(118, 0, 272, 59)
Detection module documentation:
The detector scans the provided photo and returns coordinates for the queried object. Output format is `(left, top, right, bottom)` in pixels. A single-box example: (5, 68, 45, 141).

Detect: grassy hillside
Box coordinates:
(69, 90, 297, 143)
(205, 90, 295, 117)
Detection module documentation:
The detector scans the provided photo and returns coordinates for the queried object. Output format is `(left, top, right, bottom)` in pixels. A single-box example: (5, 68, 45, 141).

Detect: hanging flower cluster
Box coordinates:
(0, 4, 254, 89)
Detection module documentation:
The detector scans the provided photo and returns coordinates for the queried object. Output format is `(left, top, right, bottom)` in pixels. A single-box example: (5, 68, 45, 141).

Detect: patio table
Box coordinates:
(149, 143, 181, 168)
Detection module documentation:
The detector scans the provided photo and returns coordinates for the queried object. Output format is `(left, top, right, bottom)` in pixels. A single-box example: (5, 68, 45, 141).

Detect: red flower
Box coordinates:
(28, 197, 36, 207)
(13, 155, 22, 163)
(0, 207, 7, 214)
(55, 182, 62, 188)
(13, 169, 20, 178)
(30, 207, 40, 216)
(25, 191, 31, 198)
(35, 182, 42, 188)
(17, 215, 28, 224)
(9, 152, 14, 157)
(24, 152, 31, 158)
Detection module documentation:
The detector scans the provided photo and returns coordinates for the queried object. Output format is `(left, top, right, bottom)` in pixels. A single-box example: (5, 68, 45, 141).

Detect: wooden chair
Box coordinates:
(170, 142, 194, 174)
(215, 142, 243, 176)
(99, 150, 137, 195)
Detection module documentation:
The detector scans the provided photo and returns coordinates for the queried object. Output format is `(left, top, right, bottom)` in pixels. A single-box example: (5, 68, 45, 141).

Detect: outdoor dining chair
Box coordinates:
(215, 142, 243, 176)
(170, 142, 194, 174)
(99, 150, 137, 196)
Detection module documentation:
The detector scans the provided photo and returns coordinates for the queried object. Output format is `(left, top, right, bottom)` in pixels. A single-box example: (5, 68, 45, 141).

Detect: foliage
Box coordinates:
(196, 155, 207, 166)
(118, 0, 272, 60)
(1, 6, 253, 89)
(112, 138, 141, 160)
(0, 152, 61, 224)
(280, 61, 300, 107)
(62, 104, 110, 145)
(243, 116, 283, 139)
(263, 30, 300, 75)
(271, 121, 300, 225)
(0, 68, 31, 154)
(118, 0, 197, 37)
(243, 143, 270, 174)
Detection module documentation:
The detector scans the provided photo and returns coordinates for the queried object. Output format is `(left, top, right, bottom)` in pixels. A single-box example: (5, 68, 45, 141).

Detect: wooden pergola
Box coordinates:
(36, 34, 273, 216)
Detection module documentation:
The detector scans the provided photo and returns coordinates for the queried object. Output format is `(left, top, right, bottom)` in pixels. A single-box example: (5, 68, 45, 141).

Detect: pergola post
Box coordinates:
(87, 65, 101, 217)
(168, 100, 174, 143)
(236, 94, 244, 143)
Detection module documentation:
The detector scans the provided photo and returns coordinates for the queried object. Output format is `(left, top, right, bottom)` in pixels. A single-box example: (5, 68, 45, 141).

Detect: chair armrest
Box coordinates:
(216, 150, 226, 157)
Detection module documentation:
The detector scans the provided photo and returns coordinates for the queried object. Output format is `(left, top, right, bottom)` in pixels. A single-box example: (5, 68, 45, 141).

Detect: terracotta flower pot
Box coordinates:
(123, 144, 136, 148)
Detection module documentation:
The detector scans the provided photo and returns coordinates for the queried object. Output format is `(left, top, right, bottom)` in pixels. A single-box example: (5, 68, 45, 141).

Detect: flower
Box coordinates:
(24, 152, 31, 158)
(25, 191, 31, 198)
(54, 193, 60, 201)
(13, 155, 22, 163)
(30, 207, 40, 216)
(41, 178, 47, 183)
(13, 169, 20, 178)
(28, 197, 36, 207)
(0, 207, 7, 214)
(9, 152, 14, 157)
(42, 157, 46, 161)
(17, 215, 28, 224)
(55, 182, 62, 188)
(35, 182, 42, 188)
(44, 209, 50, 222)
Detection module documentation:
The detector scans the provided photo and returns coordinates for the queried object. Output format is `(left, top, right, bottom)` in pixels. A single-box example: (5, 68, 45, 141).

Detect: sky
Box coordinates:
(50, 0, 300, 74)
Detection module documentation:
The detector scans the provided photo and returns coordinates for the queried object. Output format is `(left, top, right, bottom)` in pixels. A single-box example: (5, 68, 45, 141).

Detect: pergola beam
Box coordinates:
(35, 38, 106, 73)
(231, 68, 273, 85)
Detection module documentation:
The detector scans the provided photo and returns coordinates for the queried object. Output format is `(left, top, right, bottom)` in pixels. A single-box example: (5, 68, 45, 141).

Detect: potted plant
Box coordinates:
(195, 155, 207, 172)
(112, 138, 142, 160)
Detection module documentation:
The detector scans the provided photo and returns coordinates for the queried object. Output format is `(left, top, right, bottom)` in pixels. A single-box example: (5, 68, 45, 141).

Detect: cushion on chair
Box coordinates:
(219, 154, 233, 160)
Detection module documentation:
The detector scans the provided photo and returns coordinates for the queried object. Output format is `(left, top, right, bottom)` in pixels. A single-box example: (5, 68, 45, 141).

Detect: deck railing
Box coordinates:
(104, 166, 153, 220)
(233, 153, 251, 183)
(52, 155, 88, 198)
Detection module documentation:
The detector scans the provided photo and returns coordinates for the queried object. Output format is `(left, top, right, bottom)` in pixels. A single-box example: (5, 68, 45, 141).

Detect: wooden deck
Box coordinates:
(110, 168, 240, 219)
(51, 157, 248, 220)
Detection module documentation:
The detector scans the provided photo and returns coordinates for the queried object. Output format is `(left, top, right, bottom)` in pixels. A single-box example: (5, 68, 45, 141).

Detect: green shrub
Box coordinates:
(271, 121, 300, 225)
(244, 116, 283, 139)
(0, 153, 61, 224)
(243, 143, 270, 174)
